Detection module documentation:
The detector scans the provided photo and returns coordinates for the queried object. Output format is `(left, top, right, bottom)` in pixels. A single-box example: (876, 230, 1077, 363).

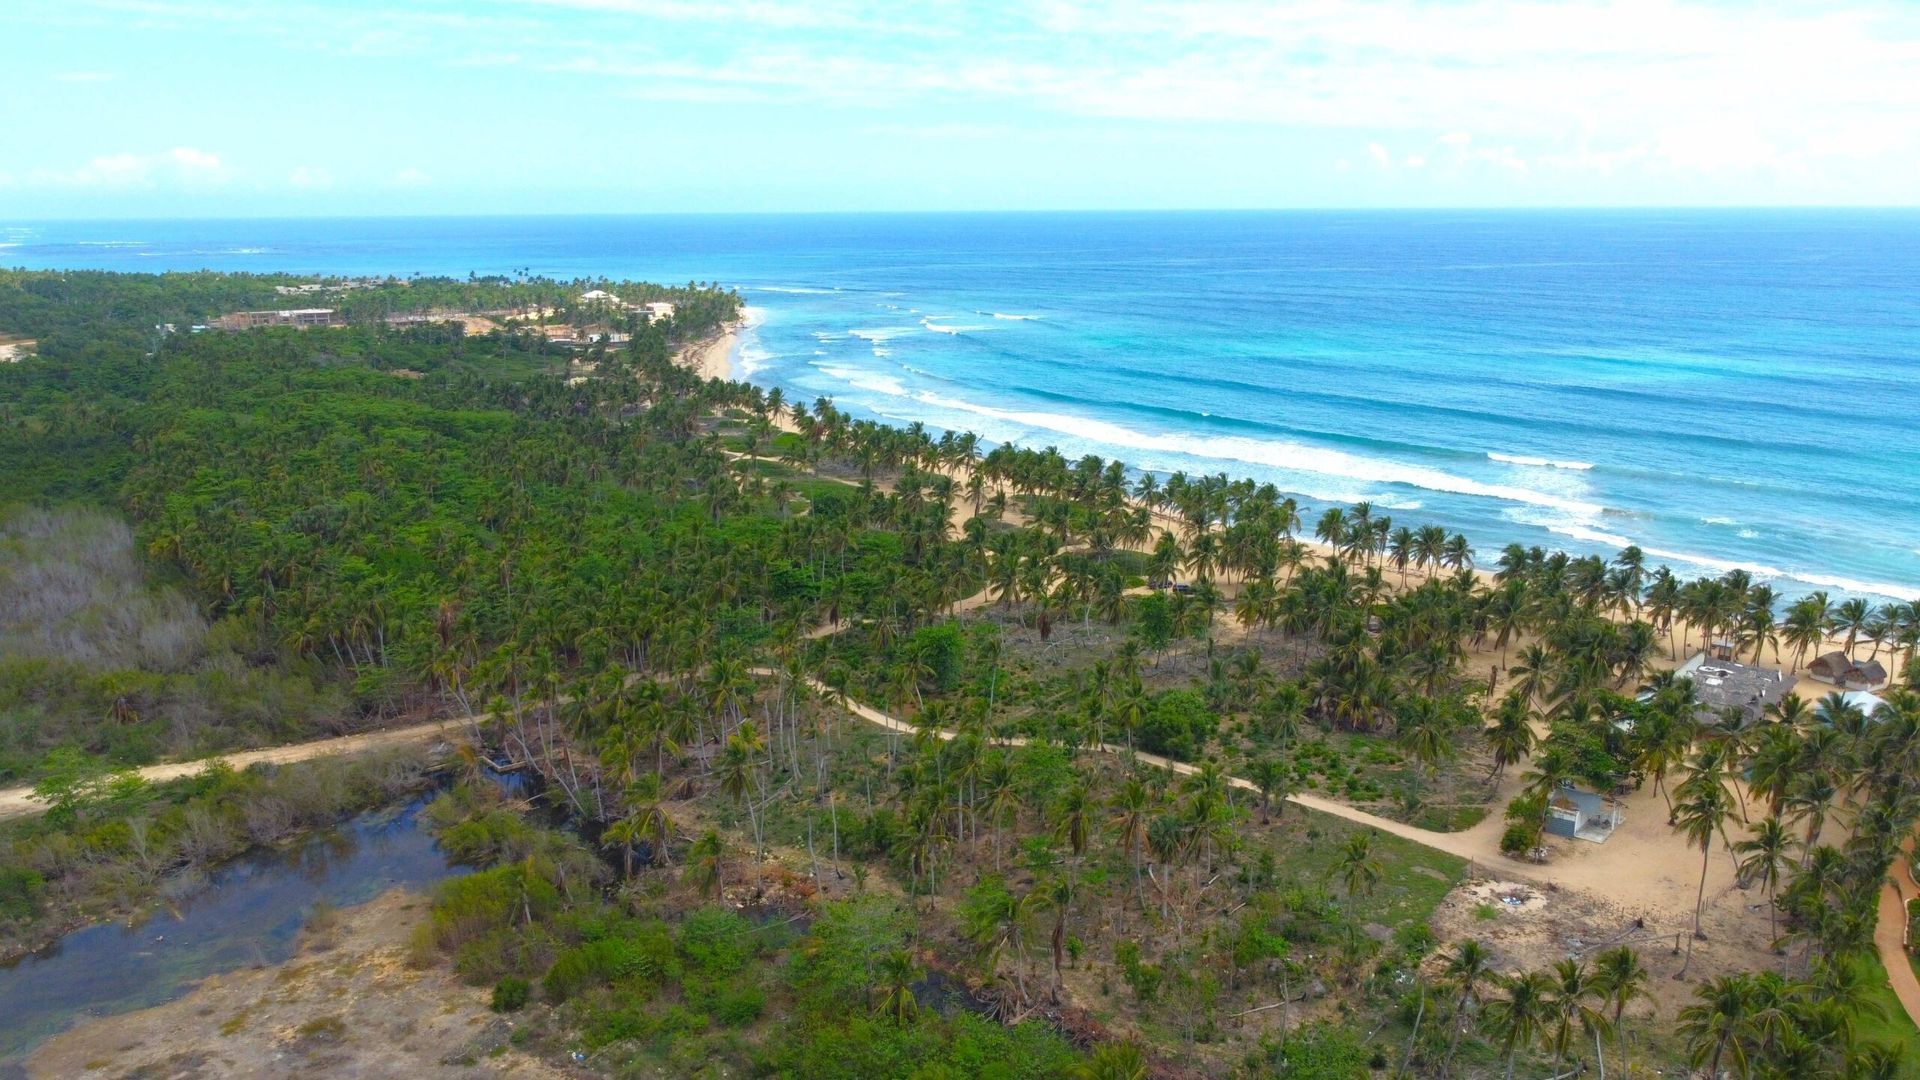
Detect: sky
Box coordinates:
(3, 0, 1918, 217)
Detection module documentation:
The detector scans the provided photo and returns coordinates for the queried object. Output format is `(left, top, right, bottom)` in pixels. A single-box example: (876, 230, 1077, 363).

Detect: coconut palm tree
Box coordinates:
(1334, 829, 1383, 898)
(1484, 968, 1555, 1080)
(1676, 974, 1759, 1080)
(1735, 815, 1797, 948)
(1546, 957, 1612, 1077)
(1484, 689, 1539, 781)
(873, 948, 922, 1025)
(1674, 780, 1733, 977)
(1592, 945, 1652, 1078)
(1442, 939, 1493, 1074)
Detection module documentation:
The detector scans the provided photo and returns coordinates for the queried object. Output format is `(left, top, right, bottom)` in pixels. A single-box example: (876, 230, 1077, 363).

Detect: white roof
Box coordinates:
(1843, 690, 1887, 717)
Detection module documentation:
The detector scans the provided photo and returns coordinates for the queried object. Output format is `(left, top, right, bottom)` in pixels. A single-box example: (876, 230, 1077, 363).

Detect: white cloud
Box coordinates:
(1403, 154, 1425, 169)
(1367, 142, 1391, 168)
(53, 71, 117, 83)
(393, 166, 432, 187)
(33, 147, 228, 189)
(288, 165, 333, 189)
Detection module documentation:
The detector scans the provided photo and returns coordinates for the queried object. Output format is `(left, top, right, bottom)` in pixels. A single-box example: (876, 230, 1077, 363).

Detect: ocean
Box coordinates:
(5, 211, 1918, 602)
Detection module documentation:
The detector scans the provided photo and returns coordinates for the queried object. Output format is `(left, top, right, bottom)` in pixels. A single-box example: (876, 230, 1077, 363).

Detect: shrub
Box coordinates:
(491, 975, 531, 1012)
(1499, 821, 1540, 857)
(1137, 690, 1217, 761)
(0, 867, 45, 920)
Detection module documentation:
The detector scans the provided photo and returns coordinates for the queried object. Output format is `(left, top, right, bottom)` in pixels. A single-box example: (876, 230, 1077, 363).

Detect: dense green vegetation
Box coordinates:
(0, 749, 431, 957)
(4, 268, 1919, 1076)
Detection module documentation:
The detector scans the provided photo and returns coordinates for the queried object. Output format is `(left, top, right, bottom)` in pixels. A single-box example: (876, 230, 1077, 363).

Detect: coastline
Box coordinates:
(673, 327, 1904, 687)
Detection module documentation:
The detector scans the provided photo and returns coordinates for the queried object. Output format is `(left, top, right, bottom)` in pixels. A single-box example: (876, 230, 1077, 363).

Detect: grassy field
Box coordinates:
(1857, 953, 1920, 1060)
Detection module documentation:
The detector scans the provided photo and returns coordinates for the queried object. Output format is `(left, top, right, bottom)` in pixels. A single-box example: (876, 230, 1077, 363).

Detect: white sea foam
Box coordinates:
(984, 311, 1039, 320)
(755, 285, 835, 294)
(1701, 516, 1739, 526)
(738, 343, 771, 376)
(872, 347, 893, 358)
(1488, 451, 1595, 471)
(849, 327, 916, 344)
(920, 316, 995, 334)
(908, 391, 1606, 517)
(75, 240, 145, 246)
(816, 364, 908, 397)
(1738, 529, 1759, 539)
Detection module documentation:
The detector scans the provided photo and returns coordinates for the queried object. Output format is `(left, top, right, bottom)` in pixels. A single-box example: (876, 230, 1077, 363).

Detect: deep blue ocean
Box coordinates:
(6, 211, 1917, 601)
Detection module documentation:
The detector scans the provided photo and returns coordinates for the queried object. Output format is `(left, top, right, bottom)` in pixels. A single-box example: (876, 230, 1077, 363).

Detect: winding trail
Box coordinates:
(756, 665, 1515, 879)
(1875, 848, 1920, 1029)
(0, 719, 461, 822)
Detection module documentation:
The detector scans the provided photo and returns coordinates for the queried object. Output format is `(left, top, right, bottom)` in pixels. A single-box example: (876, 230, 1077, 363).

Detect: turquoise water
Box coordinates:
(6, 211, 1917, 599)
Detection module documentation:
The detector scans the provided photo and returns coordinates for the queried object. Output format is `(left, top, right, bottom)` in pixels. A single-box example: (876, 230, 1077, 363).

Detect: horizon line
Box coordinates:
(8, 205, 1920, 225)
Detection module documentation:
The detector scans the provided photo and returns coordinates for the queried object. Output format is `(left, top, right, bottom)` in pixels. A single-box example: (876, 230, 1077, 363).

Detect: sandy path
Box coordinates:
(0, 720, 461, 822)
(1877, 848, 1920, 1028)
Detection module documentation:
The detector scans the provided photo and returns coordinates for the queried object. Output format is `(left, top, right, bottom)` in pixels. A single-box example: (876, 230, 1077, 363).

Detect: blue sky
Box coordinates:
(4, 0, 1918, 216)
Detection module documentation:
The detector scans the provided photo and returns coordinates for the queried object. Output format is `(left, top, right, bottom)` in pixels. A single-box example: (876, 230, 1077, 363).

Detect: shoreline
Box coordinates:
(673, 321, 1907, 685)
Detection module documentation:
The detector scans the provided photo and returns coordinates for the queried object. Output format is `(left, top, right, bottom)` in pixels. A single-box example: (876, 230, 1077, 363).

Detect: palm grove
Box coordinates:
(3, 268, 1919, 1077)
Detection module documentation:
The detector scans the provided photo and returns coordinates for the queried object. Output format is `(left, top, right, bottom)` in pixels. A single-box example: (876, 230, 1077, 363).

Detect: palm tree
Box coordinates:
(1832, 597, 1873, 655)
(1676, 974, 1758, 1080)
(1334, 829, 1383, 898)
(873, 948, 922, 1025)
(1546, 957, 1611, 1077)
(1734, 815, 1796, 947)
(685, 828, 725, 898)
(1673, 781, 1732, 977)
(1484, 689, 1539, 781)
(1107, 777, 1152, 909)
(1441, 939, 1493, 1073)
(1592, 945, 1651, 1078)
(1484, 969, 1555, 1080)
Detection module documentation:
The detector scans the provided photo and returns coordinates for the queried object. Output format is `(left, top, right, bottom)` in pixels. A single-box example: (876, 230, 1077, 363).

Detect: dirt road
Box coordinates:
(0, 719, 461, 822)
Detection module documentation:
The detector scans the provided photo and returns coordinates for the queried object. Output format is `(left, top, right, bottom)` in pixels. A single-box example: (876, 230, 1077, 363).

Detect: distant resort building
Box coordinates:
(1671, 652, 1797, 723)
(637, 301, 675, 323)
(1806, 651, 1889, 691)
(214, 308, 338, 330)
(578, 289, 621, 305)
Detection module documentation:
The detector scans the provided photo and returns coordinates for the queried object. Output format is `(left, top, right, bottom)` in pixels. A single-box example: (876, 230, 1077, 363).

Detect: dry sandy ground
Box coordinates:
(26, 889, 567, 1079)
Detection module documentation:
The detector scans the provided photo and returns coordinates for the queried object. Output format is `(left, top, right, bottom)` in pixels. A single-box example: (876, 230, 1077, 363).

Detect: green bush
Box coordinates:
(0, 866, 45, 920)
(1137, 689, 1217, 761)
(490, 975, 530, 1012)
(1500, 820, 1540, 856)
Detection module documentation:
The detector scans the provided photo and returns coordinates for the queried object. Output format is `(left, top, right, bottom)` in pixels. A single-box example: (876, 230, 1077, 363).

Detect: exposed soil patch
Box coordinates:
(26, 890, 568, 1079)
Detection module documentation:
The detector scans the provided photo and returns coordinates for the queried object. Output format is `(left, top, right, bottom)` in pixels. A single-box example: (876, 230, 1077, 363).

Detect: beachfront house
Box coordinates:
(1544, 783, 1620, 843)
(1673, 652, 1798, 723)
(638, 301, 675, 324)
(1807, 652, 1889, 691)
(578, 289, 622, 306)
